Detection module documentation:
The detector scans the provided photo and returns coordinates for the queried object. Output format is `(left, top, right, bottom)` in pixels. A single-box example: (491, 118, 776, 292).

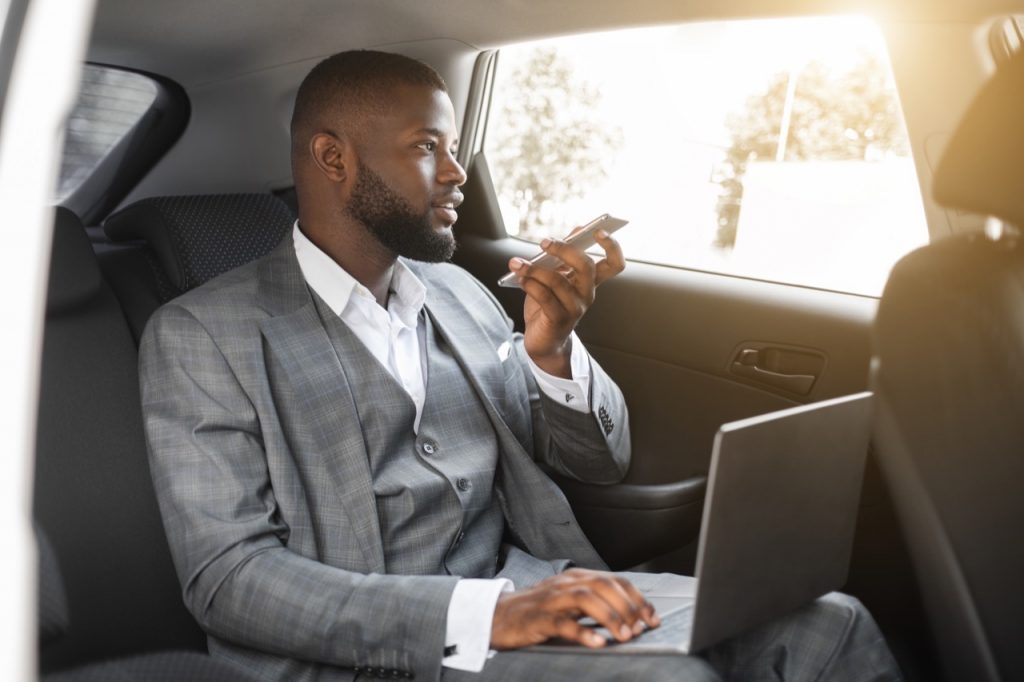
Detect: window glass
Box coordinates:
(56, 65, 157, 202)
(484, 17, 929, 296)
(989, 15, 1023, 62)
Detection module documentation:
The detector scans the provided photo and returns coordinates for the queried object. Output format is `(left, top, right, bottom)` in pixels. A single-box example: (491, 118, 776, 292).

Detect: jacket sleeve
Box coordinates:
(515, 337, 631, 484)
(139, 303, 458, 680)
(470, 276, 631, 485)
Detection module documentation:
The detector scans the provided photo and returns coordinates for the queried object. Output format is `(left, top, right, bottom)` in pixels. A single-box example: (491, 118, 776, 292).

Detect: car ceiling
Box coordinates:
(89, 0, 1022, 87)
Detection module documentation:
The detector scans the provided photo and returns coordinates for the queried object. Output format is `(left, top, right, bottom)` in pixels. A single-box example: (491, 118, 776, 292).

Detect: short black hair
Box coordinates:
(290, 50, 447, 157)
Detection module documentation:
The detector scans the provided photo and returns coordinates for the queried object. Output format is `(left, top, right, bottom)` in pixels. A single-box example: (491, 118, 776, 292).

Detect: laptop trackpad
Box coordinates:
(531, 593, 696, 655)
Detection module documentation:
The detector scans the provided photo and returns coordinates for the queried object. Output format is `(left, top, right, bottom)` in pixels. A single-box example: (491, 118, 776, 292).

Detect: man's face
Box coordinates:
(346, 85, 467, 262)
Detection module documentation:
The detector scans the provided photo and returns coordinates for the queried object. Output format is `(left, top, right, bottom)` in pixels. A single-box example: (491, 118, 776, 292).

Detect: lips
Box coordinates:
(431, 192, 464, 225)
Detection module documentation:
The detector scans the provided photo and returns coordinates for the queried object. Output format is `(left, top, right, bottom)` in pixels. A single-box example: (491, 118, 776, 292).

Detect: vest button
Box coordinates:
(420, 440, 437, 456)
(456, 477, 471, 492)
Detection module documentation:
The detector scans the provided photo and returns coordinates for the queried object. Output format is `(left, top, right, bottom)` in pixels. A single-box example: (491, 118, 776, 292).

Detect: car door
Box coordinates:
(455, 160, 880, 570)
(450, 18, 934, 670)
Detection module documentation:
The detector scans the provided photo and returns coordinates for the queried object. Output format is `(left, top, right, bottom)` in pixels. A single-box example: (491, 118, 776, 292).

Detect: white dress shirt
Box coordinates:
(292, 223, 592, 672)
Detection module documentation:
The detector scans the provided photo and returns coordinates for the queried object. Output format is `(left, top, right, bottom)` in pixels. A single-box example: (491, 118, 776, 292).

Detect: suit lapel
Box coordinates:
(256, 240, 386, 573)
(418, 263, 607, 569)
(421, 279, 507, 419)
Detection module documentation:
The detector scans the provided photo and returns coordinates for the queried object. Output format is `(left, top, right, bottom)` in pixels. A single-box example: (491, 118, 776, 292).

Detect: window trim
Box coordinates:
(456, 149, 508, 241)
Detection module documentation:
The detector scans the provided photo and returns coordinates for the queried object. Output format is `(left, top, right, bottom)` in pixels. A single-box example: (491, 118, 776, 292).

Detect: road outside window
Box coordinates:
(484, 16, 929, 296)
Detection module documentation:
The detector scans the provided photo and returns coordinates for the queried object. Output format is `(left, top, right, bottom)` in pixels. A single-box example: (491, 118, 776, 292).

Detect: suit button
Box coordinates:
(456, 477, 471, 492)
(420, 440, 437, 456)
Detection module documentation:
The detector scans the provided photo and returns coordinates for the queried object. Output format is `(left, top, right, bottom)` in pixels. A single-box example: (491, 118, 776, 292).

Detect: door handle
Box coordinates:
(730, 348, 818, 394)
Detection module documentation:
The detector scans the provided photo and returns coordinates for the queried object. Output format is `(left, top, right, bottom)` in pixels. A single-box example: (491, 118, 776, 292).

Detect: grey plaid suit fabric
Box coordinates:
(315, 296, 507, 579)
(139, 237, 630, 682)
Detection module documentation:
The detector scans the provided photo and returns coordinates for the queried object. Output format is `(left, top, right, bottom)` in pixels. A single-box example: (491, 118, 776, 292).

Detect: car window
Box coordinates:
(989, 15, 1023, 63)
(56, 64, 157, 202)
(483, 16, 929, 296)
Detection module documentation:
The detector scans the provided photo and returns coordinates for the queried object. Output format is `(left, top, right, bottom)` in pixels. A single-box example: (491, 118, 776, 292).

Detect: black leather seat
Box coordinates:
(871, 52, 1024, 681)
(100, 193, 295, 342)
(34, 207, 210, 673)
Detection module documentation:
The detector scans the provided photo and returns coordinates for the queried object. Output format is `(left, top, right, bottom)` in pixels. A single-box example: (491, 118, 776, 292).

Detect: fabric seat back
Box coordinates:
(34, 207, 207, 672)
(871, 52, 1024, 682)
(100, 193, 294, 342)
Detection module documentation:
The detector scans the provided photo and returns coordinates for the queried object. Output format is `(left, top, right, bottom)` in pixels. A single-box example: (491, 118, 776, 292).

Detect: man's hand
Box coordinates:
(489, 568, 661, 650)
(509, 229, 625, 379)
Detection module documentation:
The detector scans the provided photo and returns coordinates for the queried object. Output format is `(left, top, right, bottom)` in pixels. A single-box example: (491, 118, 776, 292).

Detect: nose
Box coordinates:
(439, 150, 467, 187)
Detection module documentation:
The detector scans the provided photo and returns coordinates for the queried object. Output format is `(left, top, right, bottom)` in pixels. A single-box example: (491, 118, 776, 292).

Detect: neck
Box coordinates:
(298, 213, 396, 308)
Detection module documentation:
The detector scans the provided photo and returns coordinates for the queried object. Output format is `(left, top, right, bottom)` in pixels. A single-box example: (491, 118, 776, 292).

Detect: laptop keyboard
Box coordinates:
(534, 600, 695, 653)
(588, 601, 694, 647)
(623, 603, 694, 645)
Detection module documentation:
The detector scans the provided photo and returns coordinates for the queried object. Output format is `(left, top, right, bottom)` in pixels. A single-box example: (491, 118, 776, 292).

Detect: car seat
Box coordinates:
(34, 207, 209, 672)
(871, 50, 1024, 682)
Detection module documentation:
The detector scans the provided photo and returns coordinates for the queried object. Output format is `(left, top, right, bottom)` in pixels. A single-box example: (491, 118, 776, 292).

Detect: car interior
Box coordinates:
(10, 0, 1022, 680)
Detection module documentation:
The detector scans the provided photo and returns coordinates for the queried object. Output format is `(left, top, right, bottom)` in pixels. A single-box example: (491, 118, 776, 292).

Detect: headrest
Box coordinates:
(46, 207, 103, 315)
(934, 50, 1024, 229)
(103, 193, 295, 292)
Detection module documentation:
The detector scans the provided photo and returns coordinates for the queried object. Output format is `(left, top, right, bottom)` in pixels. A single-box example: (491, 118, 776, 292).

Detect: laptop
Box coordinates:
(533, 391, 873, 655)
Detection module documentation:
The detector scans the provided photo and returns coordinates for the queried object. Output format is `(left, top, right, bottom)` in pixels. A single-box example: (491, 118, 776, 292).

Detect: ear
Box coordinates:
(309, 132, 350, 183)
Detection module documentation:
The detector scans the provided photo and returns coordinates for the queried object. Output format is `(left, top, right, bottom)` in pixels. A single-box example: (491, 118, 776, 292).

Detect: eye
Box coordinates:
(417, 141, 437, 152)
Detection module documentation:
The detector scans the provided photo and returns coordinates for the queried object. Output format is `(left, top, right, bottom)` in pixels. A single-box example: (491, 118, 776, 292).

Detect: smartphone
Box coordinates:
(497, 214, 629, 288)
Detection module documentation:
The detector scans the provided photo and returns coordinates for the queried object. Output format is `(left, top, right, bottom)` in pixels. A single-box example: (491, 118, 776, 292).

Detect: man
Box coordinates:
(140, 50, 901, 681)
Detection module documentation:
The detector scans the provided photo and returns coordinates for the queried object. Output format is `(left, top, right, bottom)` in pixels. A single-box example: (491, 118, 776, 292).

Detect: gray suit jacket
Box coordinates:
(139, 238, 631, 682)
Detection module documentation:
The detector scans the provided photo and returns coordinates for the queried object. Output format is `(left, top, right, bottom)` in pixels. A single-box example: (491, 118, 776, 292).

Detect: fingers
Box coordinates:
(537, 236, 599, 294)
(593, 229, 626, 286)
(612, 576, 661, 629)
(551, 614, 607, 648)
(508, 233, 598, 325)
(546, 570, 652, 643)
(512, 257, 588, 324)
(489, 571, 658, 651)
(510, 227, 625, 293)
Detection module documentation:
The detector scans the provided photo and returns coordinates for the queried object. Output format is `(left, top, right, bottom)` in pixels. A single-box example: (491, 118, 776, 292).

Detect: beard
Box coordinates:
(346, 163, 456, 263)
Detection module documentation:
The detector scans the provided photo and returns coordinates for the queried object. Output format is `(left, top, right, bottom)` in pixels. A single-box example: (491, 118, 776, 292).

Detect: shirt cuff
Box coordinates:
(443, 578, 514, 672)
(527, 331, 592, 413)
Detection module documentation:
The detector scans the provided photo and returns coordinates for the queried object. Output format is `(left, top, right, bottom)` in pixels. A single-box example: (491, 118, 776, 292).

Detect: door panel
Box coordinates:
(454, 156, 877, 560)
(547, 471, 706, 570)
(459, 231, 876, 479)
(455, 149, 929, 672)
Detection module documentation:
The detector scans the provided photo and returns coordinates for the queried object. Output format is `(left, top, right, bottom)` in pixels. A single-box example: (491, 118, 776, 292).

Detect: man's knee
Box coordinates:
(454, 652, 720, 682)
(817, 591, 876, 640)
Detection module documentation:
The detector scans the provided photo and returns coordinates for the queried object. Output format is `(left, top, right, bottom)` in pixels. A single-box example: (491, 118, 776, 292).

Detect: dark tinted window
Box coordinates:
(56, 65, 157, 202)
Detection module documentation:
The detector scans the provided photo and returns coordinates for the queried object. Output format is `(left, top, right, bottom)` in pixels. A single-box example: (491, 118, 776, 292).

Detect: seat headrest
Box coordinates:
(103, 194, 295, 292)
(47, 207, 103, 315)
(934, 50, 1024, 229)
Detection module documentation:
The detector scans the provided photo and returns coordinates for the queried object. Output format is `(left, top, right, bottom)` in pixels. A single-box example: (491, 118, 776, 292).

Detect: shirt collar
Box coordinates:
(292, 221, 425, 325)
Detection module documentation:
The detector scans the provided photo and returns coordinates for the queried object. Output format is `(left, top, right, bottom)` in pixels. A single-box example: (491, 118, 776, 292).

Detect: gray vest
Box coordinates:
(317, 297, 505, 578)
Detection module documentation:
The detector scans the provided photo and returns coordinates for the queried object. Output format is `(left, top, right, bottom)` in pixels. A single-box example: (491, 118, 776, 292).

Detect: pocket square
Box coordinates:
(497, 340, 512, 362)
